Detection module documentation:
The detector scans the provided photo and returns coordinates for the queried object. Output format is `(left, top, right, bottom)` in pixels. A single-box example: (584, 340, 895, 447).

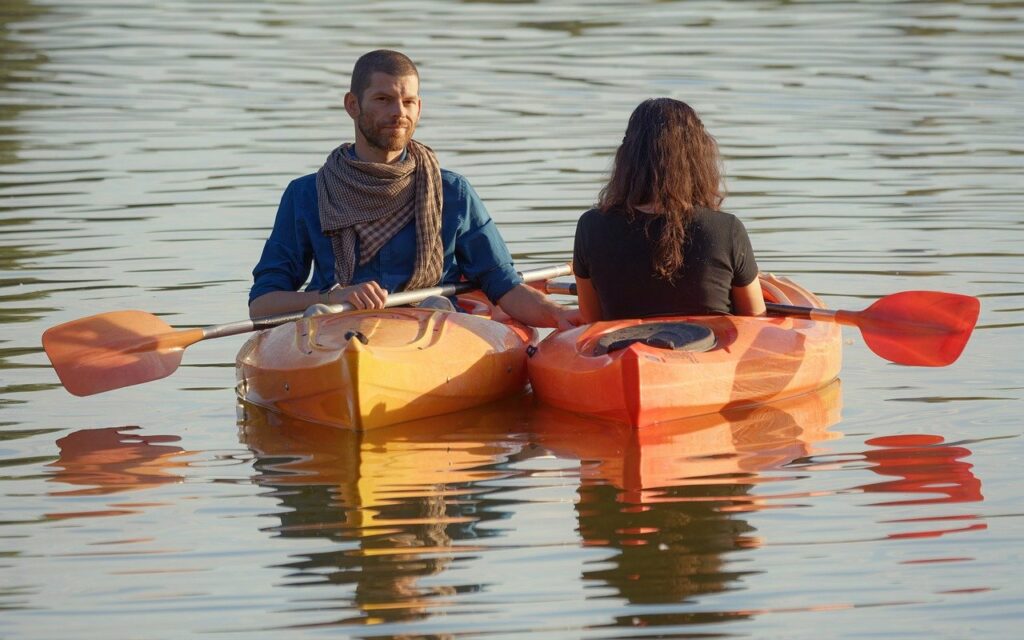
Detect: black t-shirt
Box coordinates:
(573, 206, 759, 319)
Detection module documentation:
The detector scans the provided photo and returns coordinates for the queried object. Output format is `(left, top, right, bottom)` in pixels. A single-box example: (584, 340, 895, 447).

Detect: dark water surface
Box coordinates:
(2, 1, 1021, 638)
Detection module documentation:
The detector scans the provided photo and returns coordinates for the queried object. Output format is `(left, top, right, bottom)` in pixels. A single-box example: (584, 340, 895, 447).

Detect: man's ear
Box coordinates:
(344, 92, 360, 119)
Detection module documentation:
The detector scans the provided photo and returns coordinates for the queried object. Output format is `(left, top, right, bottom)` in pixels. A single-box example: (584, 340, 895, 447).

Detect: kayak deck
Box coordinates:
(527, 274, 843, 427)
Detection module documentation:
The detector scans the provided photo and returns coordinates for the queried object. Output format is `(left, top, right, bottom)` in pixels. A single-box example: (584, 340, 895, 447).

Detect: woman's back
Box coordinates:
(573, 206, 758, 319)
(572, 97, 765, 322)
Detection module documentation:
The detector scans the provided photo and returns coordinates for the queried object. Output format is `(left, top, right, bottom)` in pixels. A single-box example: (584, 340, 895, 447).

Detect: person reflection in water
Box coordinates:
(273, 477, 459, 614)
(531, 382, 844, 626)
(576, 482, 757, 610)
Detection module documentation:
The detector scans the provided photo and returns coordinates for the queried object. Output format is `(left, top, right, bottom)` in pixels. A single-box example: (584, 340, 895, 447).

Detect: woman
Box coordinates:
(574, 98, 765, 322)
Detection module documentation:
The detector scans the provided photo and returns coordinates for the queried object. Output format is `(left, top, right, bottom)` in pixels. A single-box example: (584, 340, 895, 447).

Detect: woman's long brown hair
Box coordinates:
(597, 98, 724, 280)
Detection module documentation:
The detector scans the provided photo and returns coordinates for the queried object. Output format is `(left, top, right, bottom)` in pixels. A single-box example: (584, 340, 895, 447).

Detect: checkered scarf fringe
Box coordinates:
(316, 140, 443, 290)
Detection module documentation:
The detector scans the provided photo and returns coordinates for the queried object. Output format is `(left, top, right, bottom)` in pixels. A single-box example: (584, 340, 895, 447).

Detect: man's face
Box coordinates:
(350, 72, 421, 153)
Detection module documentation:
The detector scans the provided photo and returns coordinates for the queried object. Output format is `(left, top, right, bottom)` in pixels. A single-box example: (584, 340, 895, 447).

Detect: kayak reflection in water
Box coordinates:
(531, 382, 843, 620)
(238, 382, 842, 629)
(573, 98, 766, 322)
(237, 399, 532, 626)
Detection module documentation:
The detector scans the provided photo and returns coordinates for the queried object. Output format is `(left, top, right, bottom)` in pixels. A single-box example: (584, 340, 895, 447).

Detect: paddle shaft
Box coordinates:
(202, 263, 573, 342)
(545, 281, 577, 296)
(765, 302, 848, 324)
(545, 281, 850, 324)
(547, 281, 877, 327)
(766, 302, 954, 335)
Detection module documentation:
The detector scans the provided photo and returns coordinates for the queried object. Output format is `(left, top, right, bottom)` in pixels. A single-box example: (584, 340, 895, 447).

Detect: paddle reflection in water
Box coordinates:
(47, 426, 189, 496)
(858, 434, 985, 541)
(529, 382, 842, 619)
(237, 397, 537, 626)
(45, 426, 191, 519)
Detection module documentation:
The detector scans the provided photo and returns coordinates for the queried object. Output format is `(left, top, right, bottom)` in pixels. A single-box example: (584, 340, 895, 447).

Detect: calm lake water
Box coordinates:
(2, 0, 1022, 638)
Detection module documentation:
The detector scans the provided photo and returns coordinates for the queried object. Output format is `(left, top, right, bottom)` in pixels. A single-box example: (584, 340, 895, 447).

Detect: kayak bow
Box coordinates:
(235, 291, 538, 429)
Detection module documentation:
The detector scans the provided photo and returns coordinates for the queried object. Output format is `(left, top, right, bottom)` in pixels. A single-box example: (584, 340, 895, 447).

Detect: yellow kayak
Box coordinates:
(235, 293, 537, 430)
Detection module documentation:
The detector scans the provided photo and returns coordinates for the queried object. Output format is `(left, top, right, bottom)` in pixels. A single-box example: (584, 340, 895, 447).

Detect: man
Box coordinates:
(248, 49, 579, 329)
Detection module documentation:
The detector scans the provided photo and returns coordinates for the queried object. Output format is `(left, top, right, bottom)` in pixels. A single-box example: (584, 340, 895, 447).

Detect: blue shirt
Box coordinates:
(249, 170, 522, 304)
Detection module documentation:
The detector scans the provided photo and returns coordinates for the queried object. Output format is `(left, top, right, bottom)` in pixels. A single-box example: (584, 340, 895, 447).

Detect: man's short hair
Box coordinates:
(350, 50, 419, 100)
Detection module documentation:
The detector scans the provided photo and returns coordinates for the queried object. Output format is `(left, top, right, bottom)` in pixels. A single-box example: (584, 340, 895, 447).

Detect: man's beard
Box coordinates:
(358, 112, 415, 153)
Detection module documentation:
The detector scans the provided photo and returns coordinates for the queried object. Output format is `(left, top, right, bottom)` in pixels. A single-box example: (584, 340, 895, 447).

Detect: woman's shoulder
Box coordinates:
(580, 206, 634, 223)
(576, 206, 627, 234)
(692, 206, 746, 230)
(693, 205, 734, 219)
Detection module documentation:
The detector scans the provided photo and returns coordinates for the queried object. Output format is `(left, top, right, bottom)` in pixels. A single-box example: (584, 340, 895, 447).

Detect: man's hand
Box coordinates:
(331, 281, 388, 309)
(552, 306, 584, 331)
(497, 283, 582, 329)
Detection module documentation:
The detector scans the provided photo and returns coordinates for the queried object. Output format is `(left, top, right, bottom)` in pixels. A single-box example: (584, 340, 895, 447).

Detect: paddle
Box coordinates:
(764, 292, 979, 367)
(542, 280, 980, 367)
(43, 264, 572, 397)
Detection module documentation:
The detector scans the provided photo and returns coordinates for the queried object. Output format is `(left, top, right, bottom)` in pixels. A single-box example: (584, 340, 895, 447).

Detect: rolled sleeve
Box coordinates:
(730, 215, 760, 288)
(449, 176, 522, 303)
(572, 211, 593, 279)
(249, 179, 315, 304)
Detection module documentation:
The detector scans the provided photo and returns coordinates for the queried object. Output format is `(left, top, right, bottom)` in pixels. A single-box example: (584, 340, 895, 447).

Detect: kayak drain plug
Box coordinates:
(344, 330, 369, 345)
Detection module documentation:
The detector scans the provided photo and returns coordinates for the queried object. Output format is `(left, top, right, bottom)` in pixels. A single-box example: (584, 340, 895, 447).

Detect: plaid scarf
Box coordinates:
(316, 140, 444, 290)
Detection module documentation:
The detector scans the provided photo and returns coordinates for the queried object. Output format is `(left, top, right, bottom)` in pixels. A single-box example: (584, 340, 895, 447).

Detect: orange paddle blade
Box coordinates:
(847, 291, 980, 367)
(42, 311, 205, 396)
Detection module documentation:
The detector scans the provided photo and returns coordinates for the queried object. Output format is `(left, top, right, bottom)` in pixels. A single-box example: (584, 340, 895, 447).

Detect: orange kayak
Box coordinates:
(235, 292, 537, 430)
(527, 274, 842, 428)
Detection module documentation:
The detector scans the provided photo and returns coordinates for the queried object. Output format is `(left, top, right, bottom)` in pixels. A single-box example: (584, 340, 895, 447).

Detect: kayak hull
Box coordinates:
(527, 275, 842, 428)
(236, 294, 537, 429)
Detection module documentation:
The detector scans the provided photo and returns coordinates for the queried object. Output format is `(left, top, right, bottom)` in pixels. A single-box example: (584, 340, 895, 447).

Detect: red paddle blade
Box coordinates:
(42, 311, 201, 396)
(855, 291, 980, 367)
